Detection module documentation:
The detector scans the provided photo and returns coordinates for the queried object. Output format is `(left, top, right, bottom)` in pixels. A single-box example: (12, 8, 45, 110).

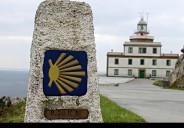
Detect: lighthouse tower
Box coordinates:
(130, 17, 154, 42)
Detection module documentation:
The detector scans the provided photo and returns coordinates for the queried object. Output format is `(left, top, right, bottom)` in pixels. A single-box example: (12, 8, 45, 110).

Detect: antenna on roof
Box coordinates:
(142, 11, 145, 18)
(139, 12, 143, 19)
(146, 12, 150, 25)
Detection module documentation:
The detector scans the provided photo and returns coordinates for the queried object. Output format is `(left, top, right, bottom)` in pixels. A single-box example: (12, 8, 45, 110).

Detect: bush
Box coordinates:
(153, 80, 162, 86)
(0, 96, 26, 123)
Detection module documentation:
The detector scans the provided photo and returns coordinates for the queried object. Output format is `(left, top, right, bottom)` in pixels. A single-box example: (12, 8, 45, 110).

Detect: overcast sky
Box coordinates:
(0, 0, 184, 73)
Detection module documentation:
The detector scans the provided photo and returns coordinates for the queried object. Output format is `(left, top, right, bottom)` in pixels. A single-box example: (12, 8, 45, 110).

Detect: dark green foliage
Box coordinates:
(0, 97, 26, 122)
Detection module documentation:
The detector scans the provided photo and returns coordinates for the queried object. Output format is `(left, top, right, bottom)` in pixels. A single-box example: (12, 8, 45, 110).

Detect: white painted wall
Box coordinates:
(108, 57, 177, 68)
(107, 57, 177, 77)
(124, 46, 161, 56)
(108, 67, 174, 78)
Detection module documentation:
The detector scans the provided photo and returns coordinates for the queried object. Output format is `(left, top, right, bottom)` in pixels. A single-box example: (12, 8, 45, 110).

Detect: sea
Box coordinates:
(0, 70, 29, 98)
(0, 69, 107, 98)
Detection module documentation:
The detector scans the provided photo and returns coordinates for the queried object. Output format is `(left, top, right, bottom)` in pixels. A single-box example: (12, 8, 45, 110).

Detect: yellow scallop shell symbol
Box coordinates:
(48, 53, 86, 94)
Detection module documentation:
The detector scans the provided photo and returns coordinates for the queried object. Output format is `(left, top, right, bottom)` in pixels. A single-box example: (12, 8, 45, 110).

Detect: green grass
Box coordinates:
(0, 95, 146, 123)
(100, 95, 145, 123)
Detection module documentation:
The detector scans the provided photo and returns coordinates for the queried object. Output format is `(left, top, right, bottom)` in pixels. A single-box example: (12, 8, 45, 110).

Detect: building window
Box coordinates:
(114, 69, 119, 75)
(166, 60, 171, 66)
(114, 58, 119, 65)
(128, 59, 132, 65)
(152, 59, 157, 65)
(166, 71, 171, 77)
(153, 48, 157, 54)
(128, 69, 132, 76)
(140, 59, 144, 65)
(128, 47, 133, 53)
(152, 70, 156, 77)
(139, 48, 147, 53)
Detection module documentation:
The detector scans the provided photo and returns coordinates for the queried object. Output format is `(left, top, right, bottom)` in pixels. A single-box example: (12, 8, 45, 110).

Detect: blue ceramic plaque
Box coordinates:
(43, 50, 88, 96)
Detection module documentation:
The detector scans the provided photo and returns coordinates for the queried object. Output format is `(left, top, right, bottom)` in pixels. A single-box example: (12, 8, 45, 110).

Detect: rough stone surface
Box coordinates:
(169, 53, 184, 87)
(24, 0, 103, 122)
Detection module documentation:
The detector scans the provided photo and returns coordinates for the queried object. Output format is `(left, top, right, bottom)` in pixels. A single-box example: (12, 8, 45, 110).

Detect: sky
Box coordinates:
(0, 0, 184, 73)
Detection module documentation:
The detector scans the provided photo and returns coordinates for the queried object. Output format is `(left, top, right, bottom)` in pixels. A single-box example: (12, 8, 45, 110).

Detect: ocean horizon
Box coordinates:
(0, 70, 29, 97)
(0, 69, 106, 98)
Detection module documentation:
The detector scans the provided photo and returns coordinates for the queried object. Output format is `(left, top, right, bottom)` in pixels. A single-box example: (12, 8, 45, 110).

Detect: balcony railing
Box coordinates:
(130, 35, 154, 40)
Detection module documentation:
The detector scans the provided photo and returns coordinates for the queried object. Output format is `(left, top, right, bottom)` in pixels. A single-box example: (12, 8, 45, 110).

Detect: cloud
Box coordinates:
(0, 0, 184, 72)
(95, 33, 128, 73)
(0, 36, 32, 70)
(0, 0, 42, 36)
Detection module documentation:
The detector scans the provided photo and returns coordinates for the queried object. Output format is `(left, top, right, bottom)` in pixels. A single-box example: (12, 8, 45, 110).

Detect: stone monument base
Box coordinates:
(24, 0, 103, 123)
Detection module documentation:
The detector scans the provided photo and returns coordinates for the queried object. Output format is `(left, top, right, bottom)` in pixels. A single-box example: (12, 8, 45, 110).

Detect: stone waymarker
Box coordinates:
(24, 0, 103, 122)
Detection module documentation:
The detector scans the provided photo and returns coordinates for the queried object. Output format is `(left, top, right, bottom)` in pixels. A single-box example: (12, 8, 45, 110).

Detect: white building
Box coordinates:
(106, 18, 179, 78)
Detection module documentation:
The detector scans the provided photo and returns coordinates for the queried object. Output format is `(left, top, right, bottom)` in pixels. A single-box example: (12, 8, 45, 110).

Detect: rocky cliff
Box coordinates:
(169, 48, 184, 87)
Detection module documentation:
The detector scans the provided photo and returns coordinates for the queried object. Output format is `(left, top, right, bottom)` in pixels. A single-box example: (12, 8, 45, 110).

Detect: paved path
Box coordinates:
(99, 75, 134, 85)
(99, 79, 184, 122)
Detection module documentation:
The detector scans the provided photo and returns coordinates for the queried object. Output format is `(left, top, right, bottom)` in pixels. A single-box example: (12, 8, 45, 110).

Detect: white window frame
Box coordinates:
(152, 70, 157, 77)
(166, 60, 171, 66)
(152, 59, 157, 66)
(128, 69, 132, 76)
(128, 59, 132, 65)
(166, 71, 171, 77)
(140, 59, 144, 65)
(114, 58, 119, 65)
(128, 47, 133, 53)
(114, 69, 119, 75)
(153, 48, 157, 54)
(139, 48, 147, 53)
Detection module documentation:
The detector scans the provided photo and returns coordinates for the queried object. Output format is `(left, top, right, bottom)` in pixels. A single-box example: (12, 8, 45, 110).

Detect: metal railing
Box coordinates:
(130, 35, 154, 40)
